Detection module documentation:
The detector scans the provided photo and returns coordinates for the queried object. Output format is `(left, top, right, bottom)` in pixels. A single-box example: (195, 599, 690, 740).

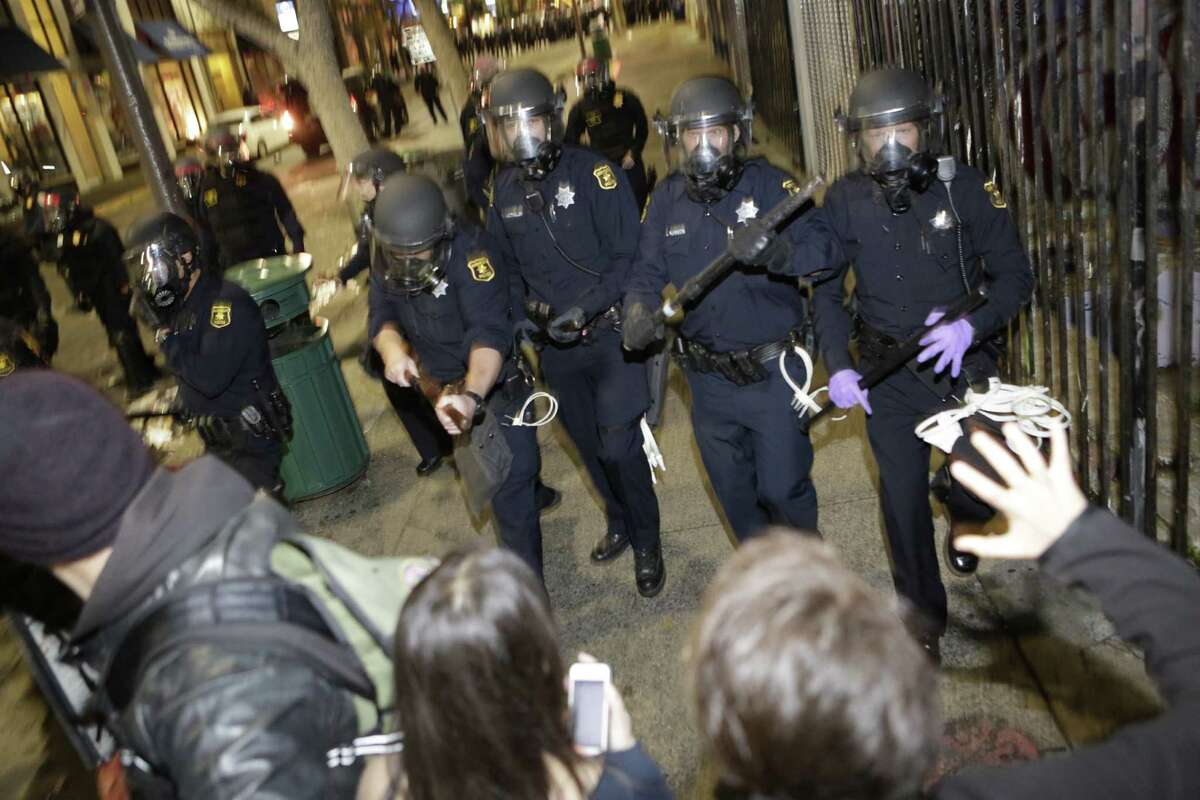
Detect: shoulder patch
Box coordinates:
(203, 188, 218, 208)
(234, 172, 248, 188)
(983, 179, 1007, 209)
(586, 109, 603, 127)
(0, 352, 13, 377)
(782, 178, 800, 197)
(467, 254, 495, 282)
(210, 301, 232, 328)
(593, 163, 618, 191)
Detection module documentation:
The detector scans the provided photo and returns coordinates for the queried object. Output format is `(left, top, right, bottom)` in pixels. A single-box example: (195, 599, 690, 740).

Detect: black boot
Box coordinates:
(536, 483, 562, 513)
(945, 531, 980, 576)
(590, 529, 630, 562)
(416, 455, 443, 477)
(634, 544, 665, 598)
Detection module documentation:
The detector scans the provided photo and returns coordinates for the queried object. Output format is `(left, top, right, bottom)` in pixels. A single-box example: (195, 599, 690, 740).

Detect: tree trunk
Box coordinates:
(190, 0, 368, 171)
(411, 0, 468, 112)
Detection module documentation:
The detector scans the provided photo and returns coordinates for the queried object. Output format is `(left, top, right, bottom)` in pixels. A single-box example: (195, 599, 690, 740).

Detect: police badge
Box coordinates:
(210, 301, 232, 328)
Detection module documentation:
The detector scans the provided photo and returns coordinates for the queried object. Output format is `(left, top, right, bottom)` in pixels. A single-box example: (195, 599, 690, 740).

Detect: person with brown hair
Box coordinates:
(687, 422, 1200, 799)
(356, 544, 673, 800)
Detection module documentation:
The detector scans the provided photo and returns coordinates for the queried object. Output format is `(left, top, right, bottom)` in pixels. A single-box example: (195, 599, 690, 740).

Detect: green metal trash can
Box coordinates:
(225, 255, 370, 502)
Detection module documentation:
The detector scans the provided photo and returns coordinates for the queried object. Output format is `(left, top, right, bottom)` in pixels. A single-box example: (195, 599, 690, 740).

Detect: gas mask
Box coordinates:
(128, 242, 195, 329)
(680, 125, 744, 203)
(371, 236, 451, 296)
(499, 114, 562, 181)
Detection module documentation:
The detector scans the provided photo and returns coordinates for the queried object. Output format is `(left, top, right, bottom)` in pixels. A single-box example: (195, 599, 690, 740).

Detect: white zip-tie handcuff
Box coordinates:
(914, 377, 1071, 454)
(640, 416, 666, 483)
(327, 731, 404, 767)
(508, 391, 558, 427)
(778, 345, 847, 421)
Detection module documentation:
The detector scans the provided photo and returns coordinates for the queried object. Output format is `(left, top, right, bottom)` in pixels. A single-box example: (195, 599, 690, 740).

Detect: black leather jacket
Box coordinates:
(71, 457, 361, 799)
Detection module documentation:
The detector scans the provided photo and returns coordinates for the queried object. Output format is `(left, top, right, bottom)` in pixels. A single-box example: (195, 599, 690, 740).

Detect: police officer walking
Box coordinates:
(195, 129, 306, 269)
(330, 146, 452, 477)
(369, 173, 551, 580)
(623, 76, 822, 542)
(803, 68, 1034, 659)
(460, 56, 501, 216)
(126, 213, 293, 495)
(0, 228, 56, 367)
(485, 68, 664, 597)
(38, 188, 160, 396)
(565, 59, 650, 210)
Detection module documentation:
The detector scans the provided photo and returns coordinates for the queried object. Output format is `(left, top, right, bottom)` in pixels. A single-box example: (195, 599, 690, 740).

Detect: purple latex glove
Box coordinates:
(828, 369, 872, 414)
(917, 310, 974, 377)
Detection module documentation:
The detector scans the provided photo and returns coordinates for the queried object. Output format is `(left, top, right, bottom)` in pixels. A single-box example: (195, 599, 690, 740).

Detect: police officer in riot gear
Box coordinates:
(485, 67, 664, 597)
(195, 128, 306, 269)
(802, 68, 1034, 659)
(331, 146, 452, 477)
(369, 173, 553, 580)
(623, 76, 823, 542)
(38, 188, 161, 396)
(126, 212, 292, 495)
(461, 56, 501, 216)
(565, 58, 650, 210)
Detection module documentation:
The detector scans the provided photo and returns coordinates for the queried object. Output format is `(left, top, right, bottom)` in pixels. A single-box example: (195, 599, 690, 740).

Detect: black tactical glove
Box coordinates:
(622, 301, 664, 352)
(547, 306, 586, 344)
(730, 222, 794, 275)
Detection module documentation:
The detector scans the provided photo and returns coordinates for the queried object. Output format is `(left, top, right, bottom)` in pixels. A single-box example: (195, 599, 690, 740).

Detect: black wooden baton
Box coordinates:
(800, 285, 989, 433)
(659, 175, 825, 323)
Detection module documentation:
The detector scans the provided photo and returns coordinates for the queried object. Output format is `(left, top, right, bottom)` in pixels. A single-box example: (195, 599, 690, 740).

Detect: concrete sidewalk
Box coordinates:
(3, 20, 1163, 799)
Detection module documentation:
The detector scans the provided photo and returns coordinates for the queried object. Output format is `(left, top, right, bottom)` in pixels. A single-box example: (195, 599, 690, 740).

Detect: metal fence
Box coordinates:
(847, 0, 1198, 551)
(788, 0, 860, 177)
(743, 0, 806, 166)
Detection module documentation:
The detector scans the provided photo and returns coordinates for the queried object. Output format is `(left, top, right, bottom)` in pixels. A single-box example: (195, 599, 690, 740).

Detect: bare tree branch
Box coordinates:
(189, 0, 299, 67)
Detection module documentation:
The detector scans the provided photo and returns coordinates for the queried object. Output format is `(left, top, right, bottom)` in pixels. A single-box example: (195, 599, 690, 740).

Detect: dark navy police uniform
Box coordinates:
(626, 159, 821, 541)
(807, 162, 1034, 634)
(487, 145, 661, 554)
(338, 196, 452, 467)
(196, 166, 305, 269)
(368, 226, 546, 579)
(565, 87, 649, 209)
(161, 272, 286, 492)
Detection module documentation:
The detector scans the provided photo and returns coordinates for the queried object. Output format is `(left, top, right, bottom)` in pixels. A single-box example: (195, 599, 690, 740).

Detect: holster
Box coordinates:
(673, 330, 801, 386)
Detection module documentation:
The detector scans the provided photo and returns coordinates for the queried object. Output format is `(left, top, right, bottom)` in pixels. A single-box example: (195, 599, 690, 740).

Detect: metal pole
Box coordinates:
(1175, 0, 1197, 554)
(90, 0, 185, 216)
(573, 1, 587, 60)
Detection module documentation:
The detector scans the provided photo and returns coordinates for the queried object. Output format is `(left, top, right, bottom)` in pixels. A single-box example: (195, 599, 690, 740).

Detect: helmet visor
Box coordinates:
(849, 120, 933, 175)
(667, 122, 738, 180)
(371, 237, 449, 293)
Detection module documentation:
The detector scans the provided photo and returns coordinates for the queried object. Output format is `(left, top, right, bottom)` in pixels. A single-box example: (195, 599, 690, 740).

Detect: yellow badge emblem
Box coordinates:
(203, 188, 218, 208)
(0, 352, 13, 377)
(235, 172, 247, 188)
(467, 255, 495, 282)
(586, 110, 603, 127)
(72, 230, 82, 247)
(983, 179, 1007, 209)
(593, 164, 618, 190)
(782, 179, 800, 197)
(613, 91, 624, 109)
(210, 301, 232, 328)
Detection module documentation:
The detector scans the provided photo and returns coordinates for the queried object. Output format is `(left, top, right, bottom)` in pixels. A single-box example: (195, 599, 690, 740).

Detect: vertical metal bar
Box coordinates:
(1113, 0, 1138, 522)
(1176, 0, 1197, 553)
(950, 0, 982, 167)
(935, 0, 961, 160)
(1140, 0, 1160, 537)
(1064, 0, 1092, 499)
(1045, 0, 1071, 416)
(1090, 0, 1112, 509)
(916, 0, 934, 78)
(1024, 0, 1054, 390)
(973, 0, 994, 178)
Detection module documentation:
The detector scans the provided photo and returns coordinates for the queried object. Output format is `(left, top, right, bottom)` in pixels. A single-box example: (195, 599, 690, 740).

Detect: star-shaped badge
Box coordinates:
(431, 279, 449, 298)
(736, 197, 759, 225)
(556, 182, 575, 209)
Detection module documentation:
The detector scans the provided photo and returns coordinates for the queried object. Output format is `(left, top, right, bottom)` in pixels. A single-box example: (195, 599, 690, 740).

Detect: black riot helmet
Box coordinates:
(174, 155, 205, 201)
(339, 146, 408, 204)
(576, 57, 613, 102)
(838, 67, 943, 213)
(482, 68, 565, 180)
(202, 127, 249, 177)
(370, 173, 455, 295)
(123, 212, 202, 328)
(657, 76, 752, 203)
(37, 188, 84, 261)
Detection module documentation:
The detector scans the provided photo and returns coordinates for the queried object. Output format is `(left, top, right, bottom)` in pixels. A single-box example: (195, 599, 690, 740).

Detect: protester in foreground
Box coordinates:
(356, 544, 673, 800)
(0, 371, 362, 798)
(689, 422, 1200, 799)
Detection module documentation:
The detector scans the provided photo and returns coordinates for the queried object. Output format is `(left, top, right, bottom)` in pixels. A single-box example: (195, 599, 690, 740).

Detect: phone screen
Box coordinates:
(571, 679, 606, 749)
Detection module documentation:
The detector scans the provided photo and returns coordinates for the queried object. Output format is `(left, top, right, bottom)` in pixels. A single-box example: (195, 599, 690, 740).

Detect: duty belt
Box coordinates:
(523, 301, 622, 344)
(856, 323, 903, 366)
(674, 330, 801, 386)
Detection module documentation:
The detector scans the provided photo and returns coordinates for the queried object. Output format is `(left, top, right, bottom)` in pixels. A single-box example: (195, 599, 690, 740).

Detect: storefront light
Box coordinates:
(185, 111, 201, 141)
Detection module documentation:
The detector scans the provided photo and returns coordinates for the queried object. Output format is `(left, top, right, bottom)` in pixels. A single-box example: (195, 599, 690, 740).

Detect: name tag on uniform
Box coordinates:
(502, 205, 524, 219)
(666, 223, 686, 237)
